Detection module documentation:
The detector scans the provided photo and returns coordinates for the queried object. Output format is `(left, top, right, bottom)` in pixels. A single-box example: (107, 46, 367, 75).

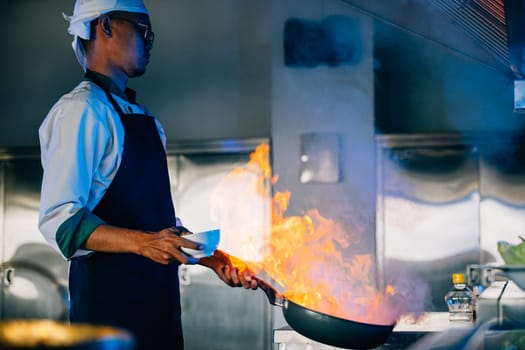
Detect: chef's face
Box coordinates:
(104, 11, 154, 77)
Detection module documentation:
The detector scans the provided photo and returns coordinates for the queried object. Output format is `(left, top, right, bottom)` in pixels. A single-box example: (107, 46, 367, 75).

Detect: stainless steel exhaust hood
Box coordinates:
(431, 0, 508, 67)
(342, 0, 525, 113)
(341, 0, 508, 71)
(432, 0, 525, 113)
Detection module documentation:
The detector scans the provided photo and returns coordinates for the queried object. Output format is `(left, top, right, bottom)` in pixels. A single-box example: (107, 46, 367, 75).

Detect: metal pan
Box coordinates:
(255, 277, 395, 349)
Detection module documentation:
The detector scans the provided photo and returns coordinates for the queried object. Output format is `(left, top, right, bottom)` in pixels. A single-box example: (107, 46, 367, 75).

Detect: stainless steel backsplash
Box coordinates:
(376, 132, 525, 311)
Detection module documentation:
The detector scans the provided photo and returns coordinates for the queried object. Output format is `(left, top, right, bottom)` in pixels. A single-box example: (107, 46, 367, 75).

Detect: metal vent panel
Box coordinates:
(431, 0, 509, 66)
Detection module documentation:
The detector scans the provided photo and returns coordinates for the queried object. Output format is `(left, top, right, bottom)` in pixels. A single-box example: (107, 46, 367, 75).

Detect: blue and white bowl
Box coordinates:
(181, 229, 220, 258)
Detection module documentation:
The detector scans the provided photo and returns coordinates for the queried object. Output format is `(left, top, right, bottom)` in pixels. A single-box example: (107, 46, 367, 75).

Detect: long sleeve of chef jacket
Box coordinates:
(38, 80, 179, 260)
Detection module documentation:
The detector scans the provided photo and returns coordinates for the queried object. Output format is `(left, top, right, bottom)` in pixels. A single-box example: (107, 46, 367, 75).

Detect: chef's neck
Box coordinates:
(87, 69, 130, 101)
(107, 70, 128, 95)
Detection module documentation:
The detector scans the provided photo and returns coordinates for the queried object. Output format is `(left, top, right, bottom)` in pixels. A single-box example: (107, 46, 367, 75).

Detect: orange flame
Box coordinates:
(211, 143, 400, 325)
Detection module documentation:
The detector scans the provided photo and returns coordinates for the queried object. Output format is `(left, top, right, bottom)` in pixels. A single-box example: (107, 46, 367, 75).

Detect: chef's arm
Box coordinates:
(83, 224, 201, 265)
(51, 207, 200, 264)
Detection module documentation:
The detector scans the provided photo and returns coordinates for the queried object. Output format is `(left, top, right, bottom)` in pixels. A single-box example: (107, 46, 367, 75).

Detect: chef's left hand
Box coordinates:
(199, 249, 258, 289)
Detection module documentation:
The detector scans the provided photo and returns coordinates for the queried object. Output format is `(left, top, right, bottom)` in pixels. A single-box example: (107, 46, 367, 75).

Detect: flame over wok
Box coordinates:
(211, 144, 405, 325)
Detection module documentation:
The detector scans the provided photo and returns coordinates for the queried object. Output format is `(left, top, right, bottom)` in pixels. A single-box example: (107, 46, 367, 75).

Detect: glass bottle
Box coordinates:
(444, 273, 474, 323)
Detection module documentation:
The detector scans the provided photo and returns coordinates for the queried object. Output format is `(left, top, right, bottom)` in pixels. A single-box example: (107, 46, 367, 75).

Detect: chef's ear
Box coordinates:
(100, 15, 112, 37)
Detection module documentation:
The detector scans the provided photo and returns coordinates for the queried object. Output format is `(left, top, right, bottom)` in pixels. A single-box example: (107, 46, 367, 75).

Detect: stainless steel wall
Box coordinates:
(0, 147, 68, 320)
(376, 133, 525, 311)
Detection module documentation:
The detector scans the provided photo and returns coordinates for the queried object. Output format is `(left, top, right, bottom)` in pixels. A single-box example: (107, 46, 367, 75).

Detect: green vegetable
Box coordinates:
(498, 240, 525, 265)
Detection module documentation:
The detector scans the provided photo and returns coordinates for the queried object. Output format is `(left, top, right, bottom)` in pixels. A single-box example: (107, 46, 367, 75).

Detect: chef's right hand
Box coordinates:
(137, 227, 202, 265)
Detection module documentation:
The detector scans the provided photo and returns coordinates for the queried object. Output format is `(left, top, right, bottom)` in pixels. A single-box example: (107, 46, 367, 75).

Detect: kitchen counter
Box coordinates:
(273, 312, 469, 349)
(393, 312, 451, 332)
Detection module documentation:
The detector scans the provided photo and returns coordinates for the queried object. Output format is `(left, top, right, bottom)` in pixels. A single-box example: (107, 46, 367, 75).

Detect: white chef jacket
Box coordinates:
(39, 79, 178, 260)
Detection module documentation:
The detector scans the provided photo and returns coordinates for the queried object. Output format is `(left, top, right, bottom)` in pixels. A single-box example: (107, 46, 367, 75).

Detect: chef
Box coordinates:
(38, 1, 257, 349)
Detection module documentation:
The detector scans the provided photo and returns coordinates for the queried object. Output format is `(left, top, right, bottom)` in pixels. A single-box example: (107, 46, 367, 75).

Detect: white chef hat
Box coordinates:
(63, 0, 149, 70)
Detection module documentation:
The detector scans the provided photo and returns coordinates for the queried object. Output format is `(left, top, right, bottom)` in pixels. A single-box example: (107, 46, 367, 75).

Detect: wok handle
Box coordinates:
(253, 277, 285, 307)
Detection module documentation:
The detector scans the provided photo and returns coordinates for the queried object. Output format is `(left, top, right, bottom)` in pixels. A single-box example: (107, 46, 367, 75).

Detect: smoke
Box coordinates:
(384, 267, 432, 317)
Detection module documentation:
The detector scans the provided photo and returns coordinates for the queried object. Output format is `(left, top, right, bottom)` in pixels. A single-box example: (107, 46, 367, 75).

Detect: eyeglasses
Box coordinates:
(110, 15, 155, 46)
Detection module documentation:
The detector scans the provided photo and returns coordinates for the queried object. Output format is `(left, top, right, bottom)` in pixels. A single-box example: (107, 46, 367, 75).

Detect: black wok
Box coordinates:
(255, 277, 395, 349)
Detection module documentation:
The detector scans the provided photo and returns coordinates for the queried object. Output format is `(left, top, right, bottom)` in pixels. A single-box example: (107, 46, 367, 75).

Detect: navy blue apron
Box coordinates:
(69, 72, 183, 350)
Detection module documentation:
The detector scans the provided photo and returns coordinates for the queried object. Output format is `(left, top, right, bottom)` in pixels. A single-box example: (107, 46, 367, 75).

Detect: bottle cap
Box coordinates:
(452, 273, 465, 284)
